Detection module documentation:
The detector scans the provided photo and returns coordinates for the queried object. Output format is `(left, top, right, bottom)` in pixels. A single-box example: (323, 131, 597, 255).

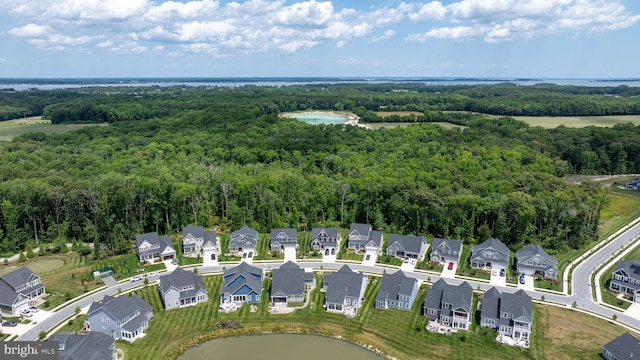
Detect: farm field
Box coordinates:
(0, 116, 107, 141)
(506, 115, 640, 128)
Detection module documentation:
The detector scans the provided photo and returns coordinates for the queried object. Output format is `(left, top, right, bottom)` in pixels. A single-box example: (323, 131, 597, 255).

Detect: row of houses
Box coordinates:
(135, 224, 558, 280)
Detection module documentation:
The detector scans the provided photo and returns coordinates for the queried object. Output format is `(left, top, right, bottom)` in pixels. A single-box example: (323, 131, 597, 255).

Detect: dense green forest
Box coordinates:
(1, 83, 639, 259)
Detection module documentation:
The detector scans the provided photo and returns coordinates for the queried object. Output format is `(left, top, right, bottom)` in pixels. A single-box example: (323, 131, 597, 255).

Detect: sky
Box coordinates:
(0, 0, 639, 78)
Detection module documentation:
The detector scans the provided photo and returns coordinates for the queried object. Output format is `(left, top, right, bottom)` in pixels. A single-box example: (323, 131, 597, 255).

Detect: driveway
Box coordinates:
(284, 247, 297, 262)
(400, 259, 417, 272)
(241, 250, 254, 264)
(361, 249, 378, 266)
(440, 262, 457, 279)
(624, 302, 640, 317)
(517, 274, 535, 291)
(489, 265, 507, 286)
(322, 250, 336, 263)
(164, 259, 179, 272)
(101, 276, 118, 287)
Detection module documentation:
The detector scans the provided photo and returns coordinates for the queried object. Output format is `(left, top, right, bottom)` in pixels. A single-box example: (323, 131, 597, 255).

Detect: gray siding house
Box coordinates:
(386, 234, 428, 260)
(516, 244, 558, 279)
(271, 261, 313, 304)
(86, 295, 153, 342)
(311, 227, 341, 255)
(323, 265, 367, 317)
(375, 270, 419, 311)
(470, 238, 510, 270)
(479, 288, 532, 341)
(430, 238, 463, 264)
(270, 228, 298, 252)
(0, 266, 45, 314)
(159, 267, 208, 310)
(182, 225, 216, 255)
(603, 332, 640, 360)
(135, 232, 176, 262)
(423, 279, 473, 331)
(221, 262, 263, 303)
(229, 225, 259, 256)
(610, 259, 640, 303)
(50, 332, 117, 360)
(347, 223, 383, 254)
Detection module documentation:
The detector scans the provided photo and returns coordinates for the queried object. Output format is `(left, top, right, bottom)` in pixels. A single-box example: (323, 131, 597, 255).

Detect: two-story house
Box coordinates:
(270, 261, 314, 305)
(430, 238, 463, 265)
(603, 332, 640, 360)
(0, 266, 45, 315)
(386, 234, 428, 261)
(50, 331, 117, 360)
(159, 267, 208, 310)
(347, 223, 383, 255)
(516, 244, 558, 279)
(183, 225, 216, 256)
(479, 287, 532, 341)
(202, 232, 219, 266)
(228, 225, 259, 258)
(220, 262, 263, 304)
(86, 295, 153, 342)
(375, 270, 419, 311)
(135, 232, 176, 262)
(270, 228, 298, 252)
(609, 259, 640, 302)
(423, 279, 474, 331)
(470, 237, 510, 271)
(323, 265, 367, 317)
(311, 227, 341, 256)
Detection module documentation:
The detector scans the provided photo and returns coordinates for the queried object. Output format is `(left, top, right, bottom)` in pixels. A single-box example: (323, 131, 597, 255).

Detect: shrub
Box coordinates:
(18, 252, 26, 262)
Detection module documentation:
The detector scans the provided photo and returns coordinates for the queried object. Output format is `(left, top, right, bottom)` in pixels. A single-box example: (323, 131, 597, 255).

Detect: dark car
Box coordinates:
(2, 321, 18, 327)
(447, 262, 454, 270)
(499, 268, 505, 277)
(519, 273, 526, 284)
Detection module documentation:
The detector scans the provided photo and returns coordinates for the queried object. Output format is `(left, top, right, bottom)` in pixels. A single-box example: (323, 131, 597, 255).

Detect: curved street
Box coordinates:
(14, 219, 640, 341)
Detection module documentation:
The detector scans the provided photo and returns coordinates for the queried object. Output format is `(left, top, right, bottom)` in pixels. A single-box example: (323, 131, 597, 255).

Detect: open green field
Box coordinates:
(0, 116, 107, 141)
(375, 111, 423, 117)
(361, 121, 465, 130)
(484, 115, 640, 129)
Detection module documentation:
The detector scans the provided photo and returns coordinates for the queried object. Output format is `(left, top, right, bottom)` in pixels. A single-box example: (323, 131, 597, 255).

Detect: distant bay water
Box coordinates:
(1, 77, 639, 91)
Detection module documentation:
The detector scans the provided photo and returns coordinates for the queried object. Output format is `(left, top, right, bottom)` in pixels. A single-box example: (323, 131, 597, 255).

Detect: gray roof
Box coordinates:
(231, 225, 259, 247)
(222, 262, 263, 295)
(50, 332, 115, 360)
(325, 265, 366, 304)
(388, 234, 426, 254)
(349, 223, 372, 237)
(135, 232, 175, 255)
(517, 244, 557, 266)
(500, 289, 532, 322)
(424, 279, 473, 313)
(0, 266, 38, 290)
(271, 228, 297, 244)
(603, 332, 640, 359)
(368, 231, 384, 248)
(159, 267, 207, 299)
(312, 227, 339, 238)
(203, 231, 217, 247)
(471, 237, 510, 264)
(183, 224, 204, 239)
(88, 295, 152, 322)
(480, 287, 501, 320)
(376, 270, 417, 303)
(612, 259, 640, 286)
(0, 281, 24, 307)
(271, 261, 305, 297)
(432, 238, 463, 257)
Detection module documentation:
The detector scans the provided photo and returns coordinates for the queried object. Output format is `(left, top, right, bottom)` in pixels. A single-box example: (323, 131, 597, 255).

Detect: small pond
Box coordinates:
(286, 112, 348, 125)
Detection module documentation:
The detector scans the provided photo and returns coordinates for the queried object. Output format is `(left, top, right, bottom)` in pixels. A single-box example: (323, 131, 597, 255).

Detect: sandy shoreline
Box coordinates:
(280, 111, 370, 129)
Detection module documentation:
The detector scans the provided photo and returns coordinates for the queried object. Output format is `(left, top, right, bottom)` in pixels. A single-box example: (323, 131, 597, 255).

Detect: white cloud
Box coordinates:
(372, 29, 396, 42)
(9, 24, 52, 37)
(28, 34, 93, 49)
(407, 26, 481, 42)
(408, 1, 448, 22)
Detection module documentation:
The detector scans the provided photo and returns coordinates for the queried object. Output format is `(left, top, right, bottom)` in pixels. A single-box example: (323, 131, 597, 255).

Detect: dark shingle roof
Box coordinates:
(612, 259, 640, 287)
(500, 289, 532, 322)
(376, 270, 417, 303)
(88, 295, 152, 322)
(312, 227, 339, 239)
(517, 244, 557, 267)
(183, 224, 205, 239)
(388, 234, 426, 254)
(604, 332, 640, 359)
(432, 238, 463, 256)
(271, 228, 297, 244)
(0, 282, 23, 307)
(369, 231, 384, 248)
(271, 261, 305, 297)
(231, 225, 259, 247)
(423, 279, 473, 313)
(0, 266, 37, 290)
(50, 332, 115, 360)
(159, 267, 207, 299)
(203, 231, 217, 247)
(135, 232, 174, 255)
(471, 237, 510, 264)
(325, 265, 366, 304)
(480, 287, 501, 320)
(349, 223, 372, 237)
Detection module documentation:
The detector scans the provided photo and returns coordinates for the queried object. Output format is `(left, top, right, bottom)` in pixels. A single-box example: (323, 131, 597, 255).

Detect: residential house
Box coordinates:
(202, 232, 219, 265)
(135, 232, 176, 262)
(159, 267, 208, 310)
(375, 270, 419, 311)
(602, 332, 640, 360)
(182, 225, 216, 256)
(50, 332, 117, 360)
(479, 287, 532, 341)
(470, 237, 510, 270)
(430, 238, 463, 264)
(347, 223, 383, 254)
(271, 261, 314, 304)
(516, 244, 558, 279)
(323, 265, 367, 316)
(229, 225, 259, 257)
(609, 259, 640, 302)
(386, 234, 428, 260)
(423, 279, 474, 331)
(311, 227, 341, 256)
(220, 262, 263, 304)
(270, 228, 298, 252)
(626, 179, 640, 191)
(86, 295, 153, 342)
(0, 266, 45, 315)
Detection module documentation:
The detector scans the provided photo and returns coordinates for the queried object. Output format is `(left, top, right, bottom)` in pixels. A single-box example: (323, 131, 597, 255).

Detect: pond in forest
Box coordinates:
(286, 112, 348, 125)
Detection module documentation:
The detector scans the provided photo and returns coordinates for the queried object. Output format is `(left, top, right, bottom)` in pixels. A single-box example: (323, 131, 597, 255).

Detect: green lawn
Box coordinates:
(0, 117, 108, 141)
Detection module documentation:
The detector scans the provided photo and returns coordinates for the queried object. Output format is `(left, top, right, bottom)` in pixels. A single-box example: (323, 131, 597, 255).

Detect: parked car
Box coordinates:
(499, 269, 505, 277)
(248, 251, 253, 258)
(403, 257, 410, 263)
(365, 254, 371, 261)
(130, 275, 143, 282)
(519, 273, 526, 284)
(146, 271, 158, 277)
(29, 306, 39, 313)
(447, 262, 454, 270)
(20, 309, 32, 317)
(410, 259, 416, 265)
(2, 321, 18, 327)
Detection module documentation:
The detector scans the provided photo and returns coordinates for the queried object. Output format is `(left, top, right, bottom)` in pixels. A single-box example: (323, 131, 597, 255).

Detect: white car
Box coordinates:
(130, 275, 143, 282)
(29, 306, 39, 313)
(146, 271, 158, 277)
(20, 309, 33, 317)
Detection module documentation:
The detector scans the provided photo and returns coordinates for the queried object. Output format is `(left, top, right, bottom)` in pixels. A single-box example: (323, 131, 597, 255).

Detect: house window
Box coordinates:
(107, 319, 110, 324)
